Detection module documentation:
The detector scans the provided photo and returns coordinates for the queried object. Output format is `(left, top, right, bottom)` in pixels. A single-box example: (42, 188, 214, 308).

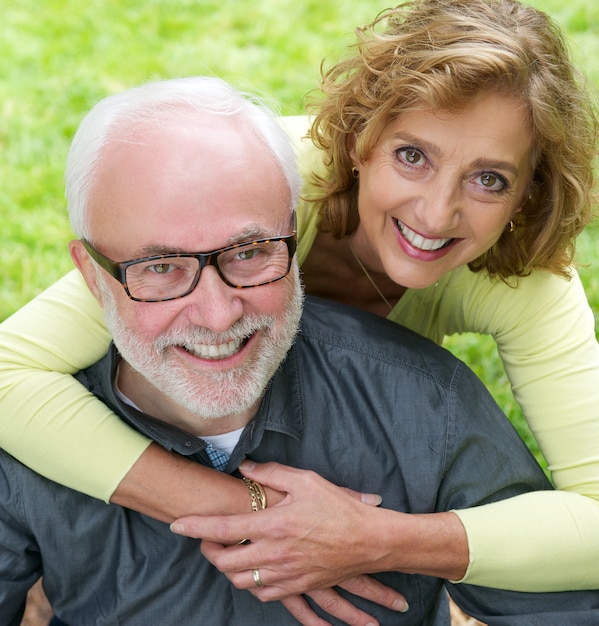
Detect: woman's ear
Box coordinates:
(512, 191, 532, 217)
(348, 132, 357, 164)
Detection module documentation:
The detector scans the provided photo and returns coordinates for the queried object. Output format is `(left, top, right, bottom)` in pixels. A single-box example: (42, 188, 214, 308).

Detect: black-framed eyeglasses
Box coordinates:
(81, 233, 297, 302)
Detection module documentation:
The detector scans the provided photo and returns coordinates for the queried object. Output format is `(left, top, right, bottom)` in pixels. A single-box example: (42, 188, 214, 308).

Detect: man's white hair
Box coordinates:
(65, 76, 302, 239)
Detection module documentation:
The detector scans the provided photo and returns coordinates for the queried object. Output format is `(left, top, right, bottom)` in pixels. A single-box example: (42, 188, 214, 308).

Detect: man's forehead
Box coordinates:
(97, 112, 286, 190)
(112, 109, 257, 148)
(88, 114, 291, 256)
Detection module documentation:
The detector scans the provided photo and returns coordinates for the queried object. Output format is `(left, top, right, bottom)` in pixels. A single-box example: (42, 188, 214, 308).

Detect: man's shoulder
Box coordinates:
(0, 447, 95, 516)
(298, 296, 463, 383)
(300, 295, 445, 350)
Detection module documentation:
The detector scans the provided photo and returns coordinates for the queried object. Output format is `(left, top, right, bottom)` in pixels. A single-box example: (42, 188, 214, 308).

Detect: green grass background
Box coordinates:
(1, 0, 598, 468)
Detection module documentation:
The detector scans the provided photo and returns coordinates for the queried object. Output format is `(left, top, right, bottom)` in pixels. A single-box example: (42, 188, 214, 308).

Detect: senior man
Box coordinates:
(2, 77, 599, 625)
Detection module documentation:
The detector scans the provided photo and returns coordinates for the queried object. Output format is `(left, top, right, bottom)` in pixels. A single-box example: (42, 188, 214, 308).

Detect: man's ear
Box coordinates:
(69, 240, 105, 306)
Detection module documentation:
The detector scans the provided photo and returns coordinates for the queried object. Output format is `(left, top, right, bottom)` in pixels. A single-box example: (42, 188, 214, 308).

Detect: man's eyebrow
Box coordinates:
(131, 227, 279, 258)
(224, 226, 271, 246)
(133, 245, 188, 257)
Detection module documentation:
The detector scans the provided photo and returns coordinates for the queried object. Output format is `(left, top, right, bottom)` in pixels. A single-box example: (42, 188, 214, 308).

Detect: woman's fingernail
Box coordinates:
(361, 493, 383, 506)
(394, 599, 409, 613)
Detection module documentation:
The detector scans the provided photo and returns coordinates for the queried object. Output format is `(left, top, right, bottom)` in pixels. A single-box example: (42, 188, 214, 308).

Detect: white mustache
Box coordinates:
(153, 315, 275, 354)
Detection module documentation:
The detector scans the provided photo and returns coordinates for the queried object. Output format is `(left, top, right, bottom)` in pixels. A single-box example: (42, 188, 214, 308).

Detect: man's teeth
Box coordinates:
(398, 221, 451, 251)
(187, 338, 244, 360)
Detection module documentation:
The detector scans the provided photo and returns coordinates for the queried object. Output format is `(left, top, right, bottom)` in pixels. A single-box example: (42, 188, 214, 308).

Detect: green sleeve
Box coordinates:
(439, 268, 599, 590)
(454, 490, 599, 590)
(0, 270, 151, 501)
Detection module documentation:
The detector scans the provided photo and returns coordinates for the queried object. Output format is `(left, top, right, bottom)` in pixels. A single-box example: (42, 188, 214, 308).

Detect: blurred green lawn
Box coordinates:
(1, 0, 598, 467)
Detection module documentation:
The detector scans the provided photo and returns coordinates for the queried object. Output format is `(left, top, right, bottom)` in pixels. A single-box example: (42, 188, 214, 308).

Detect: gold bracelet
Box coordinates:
(242, 477, 267, 512)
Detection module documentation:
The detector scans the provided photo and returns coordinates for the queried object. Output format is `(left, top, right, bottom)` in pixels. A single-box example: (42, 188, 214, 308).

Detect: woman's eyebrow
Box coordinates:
(470, 157, 519, 176)
(389, 132, 520, 176)
(389, 132, 442, 159)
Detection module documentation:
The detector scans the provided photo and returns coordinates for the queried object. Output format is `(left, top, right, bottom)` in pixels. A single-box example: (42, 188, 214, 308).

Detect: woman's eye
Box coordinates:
(397, 147, 424, 166)
(478, 173, 507, 192)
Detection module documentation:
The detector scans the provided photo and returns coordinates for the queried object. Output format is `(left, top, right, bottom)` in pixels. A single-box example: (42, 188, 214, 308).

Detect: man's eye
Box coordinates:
(237, 249, 260, 261)
(148, 263, 174, 274)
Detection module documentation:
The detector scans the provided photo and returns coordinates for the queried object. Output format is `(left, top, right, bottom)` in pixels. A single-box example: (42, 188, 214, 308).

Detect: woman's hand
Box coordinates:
(280, 583, 408, 626)
(171, 460, 410, 621)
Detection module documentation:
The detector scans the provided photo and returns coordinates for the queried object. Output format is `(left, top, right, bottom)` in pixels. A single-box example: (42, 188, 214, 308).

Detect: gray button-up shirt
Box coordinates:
(1, 297, 598, 625)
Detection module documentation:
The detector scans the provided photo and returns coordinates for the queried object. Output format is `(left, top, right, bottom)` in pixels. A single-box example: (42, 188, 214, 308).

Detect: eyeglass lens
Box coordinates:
(126, 238, 291, 300)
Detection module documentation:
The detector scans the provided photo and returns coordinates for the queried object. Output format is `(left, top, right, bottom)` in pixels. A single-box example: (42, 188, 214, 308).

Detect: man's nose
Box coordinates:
(180, 265, 244, 333)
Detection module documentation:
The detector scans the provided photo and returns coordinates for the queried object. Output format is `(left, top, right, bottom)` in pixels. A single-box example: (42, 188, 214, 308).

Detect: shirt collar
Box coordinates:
(85, 341, 305, 461)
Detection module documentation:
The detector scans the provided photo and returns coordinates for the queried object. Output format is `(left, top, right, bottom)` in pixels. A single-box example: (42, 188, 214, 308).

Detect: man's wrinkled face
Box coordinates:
(72, 113, 301, 433)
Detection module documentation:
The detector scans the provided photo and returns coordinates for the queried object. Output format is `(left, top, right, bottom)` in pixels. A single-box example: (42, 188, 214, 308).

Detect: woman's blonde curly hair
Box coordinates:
(307, 0, 598, 279)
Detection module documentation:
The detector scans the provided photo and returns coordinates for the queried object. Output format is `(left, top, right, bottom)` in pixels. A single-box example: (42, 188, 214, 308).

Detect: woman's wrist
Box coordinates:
(242, 477, 267, 512)
(111, 443, 285, 523)
(374, 509, 469, 581)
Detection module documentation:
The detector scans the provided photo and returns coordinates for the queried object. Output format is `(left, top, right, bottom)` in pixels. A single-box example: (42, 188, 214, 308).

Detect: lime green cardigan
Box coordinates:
(1, 116, 598, 591)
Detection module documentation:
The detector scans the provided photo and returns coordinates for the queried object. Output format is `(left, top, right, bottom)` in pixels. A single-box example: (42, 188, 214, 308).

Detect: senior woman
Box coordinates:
(1, 0, 598, 613)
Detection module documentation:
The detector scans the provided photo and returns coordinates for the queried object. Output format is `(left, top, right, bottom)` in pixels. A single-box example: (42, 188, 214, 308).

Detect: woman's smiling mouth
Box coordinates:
(394, 219, 454, 251)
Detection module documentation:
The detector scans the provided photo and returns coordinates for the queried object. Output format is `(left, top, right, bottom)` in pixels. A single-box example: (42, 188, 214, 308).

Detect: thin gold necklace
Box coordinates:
(349, 245, 394, 312)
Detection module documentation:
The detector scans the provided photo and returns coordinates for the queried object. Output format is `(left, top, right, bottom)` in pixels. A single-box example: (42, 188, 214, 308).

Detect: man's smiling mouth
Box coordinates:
(183, 336, 249, 360)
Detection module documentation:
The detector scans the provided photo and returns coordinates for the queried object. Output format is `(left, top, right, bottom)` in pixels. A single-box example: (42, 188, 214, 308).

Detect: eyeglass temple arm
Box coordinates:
(81, 240, 126, 282)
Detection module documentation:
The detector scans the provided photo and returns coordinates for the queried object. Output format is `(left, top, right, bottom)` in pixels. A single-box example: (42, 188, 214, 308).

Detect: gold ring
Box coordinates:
(252, 568, 264, 588)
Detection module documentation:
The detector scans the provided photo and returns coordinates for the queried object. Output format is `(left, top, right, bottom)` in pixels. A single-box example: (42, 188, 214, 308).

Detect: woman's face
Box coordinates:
(352, 93, 534, 287)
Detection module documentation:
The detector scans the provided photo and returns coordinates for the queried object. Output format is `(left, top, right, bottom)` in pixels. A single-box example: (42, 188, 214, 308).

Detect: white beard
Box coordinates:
(97, 268, 303, 420)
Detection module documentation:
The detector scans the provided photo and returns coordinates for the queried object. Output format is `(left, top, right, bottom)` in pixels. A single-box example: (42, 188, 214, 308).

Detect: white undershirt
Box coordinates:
(115, 379, 244, 454)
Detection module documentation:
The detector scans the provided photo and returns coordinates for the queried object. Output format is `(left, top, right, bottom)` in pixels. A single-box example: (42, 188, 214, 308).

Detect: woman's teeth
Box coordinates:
(397, 220, 452, 251)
